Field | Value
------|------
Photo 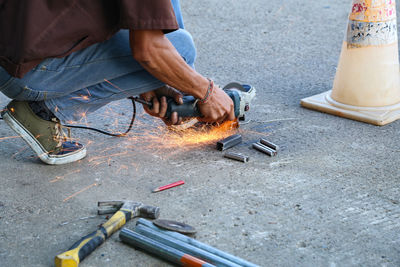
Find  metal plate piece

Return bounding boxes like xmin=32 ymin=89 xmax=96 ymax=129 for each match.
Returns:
xmin=224 ymin=151 xmax=249 ymax=163
xmin=217 ymin=134 xmax=242 ymax=151
xmin=260 ymin=138 xmax=279 ymax=151
xmin=98 ymin=201 xmax=124 ymax=215
xmin=153 ymin=219 xmax=197 ymax=234
xmin=253 ymin=142 xmax=277 ymax=157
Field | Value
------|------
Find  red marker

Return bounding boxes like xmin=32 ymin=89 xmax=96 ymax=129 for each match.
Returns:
xmin=152 ymin=180 xmax=185 ymax=193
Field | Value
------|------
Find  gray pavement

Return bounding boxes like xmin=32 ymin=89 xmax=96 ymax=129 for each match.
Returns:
xmin=0 ymin=0 xmax=399 ymax=266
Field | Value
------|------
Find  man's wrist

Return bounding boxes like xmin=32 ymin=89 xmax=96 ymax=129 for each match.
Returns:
xmin=189 ymin=77 xmax=208 ymax=99
xmin=198 ymin=78 xmax=214 ymax=104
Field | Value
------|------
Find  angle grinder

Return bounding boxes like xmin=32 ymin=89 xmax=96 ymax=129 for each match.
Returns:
xmin=135 ymin=82 xmax=256 ymax=121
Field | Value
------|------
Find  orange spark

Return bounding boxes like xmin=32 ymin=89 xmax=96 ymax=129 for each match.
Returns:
xmin=50 ymin=169 xmax=81 ymax=183
xmin=70 ymin=95 xmax=90 ymax=101
xmin=0 ymin=136 xmax=20 ymax=141
xmin=88 ymin=151 xmax=129 ymax=162
xmin=116 ymin=165 xmax=129 ymax=174
xmin=90 ymin=161 xmax=106 ymax=167
xmin=126 ymin=119 xmax=239 ymax=153
xmin=63 ymin=183 xmax=97 ymax=202
xmin=12 ymin=146 xmax=29 ymax=159
xmin=86 ymin=88 xmax=92 ymax=97
xmin=131 ymin=162 xmax=140 ymax=172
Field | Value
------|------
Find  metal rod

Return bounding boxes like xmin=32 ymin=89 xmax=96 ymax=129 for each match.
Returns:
xmin=252 ymin=142 xmax=277 ymax=157
xmin=260 ymin=138 xmax=279 ymax=151
xmin=120 ymin=228 xmax=216 ymax=267
xmin=133 ymin=224 xmax=242 ymax=267
xmin=216 ymin=134 xmax=242 ymax=151
xmin=136 ymin=219 xmax=259 ymax=267
xmin=224 ymin=152 xmax=249 ymax=163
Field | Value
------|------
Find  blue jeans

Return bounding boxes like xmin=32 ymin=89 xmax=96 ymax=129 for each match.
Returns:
xmin=171 ymin=0 xmax=185 ymax=29
xmin=0 ymin=0 xmax=195 ymax=123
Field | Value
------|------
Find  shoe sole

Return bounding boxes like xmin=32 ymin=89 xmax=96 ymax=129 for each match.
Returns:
xmin=1 ymin=110 xmax=87 ymax=165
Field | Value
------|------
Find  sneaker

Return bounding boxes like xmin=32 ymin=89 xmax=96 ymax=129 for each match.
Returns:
xmin=1 ymin=100 xmax=86 ymax=165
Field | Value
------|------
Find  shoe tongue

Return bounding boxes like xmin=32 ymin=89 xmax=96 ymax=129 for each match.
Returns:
xmin=29 ymin=101 xmax=57 ymax=121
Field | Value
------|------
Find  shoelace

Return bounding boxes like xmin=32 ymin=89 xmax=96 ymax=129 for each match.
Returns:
xmin=53 ymin=118 xmax=71 ymax=148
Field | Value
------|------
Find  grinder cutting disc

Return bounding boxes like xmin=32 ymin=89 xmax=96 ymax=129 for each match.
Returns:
xmin=153 ymin=219 xmax=197 ymax=235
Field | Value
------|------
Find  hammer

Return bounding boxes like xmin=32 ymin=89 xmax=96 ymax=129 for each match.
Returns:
xmin=55 ymin=201 xmax=160 ymax=267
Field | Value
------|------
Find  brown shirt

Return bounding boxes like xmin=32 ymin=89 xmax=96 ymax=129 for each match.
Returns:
xmin=0 ymin=0 xmax=178 ymax=78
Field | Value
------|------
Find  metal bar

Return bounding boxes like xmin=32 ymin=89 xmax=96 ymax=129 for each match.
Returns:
xmin=120 ymin=228 xmax=216 ymax=267
xmin=216 ymin=134 xmax=242 ymax=151
xmin=252 ymin=142 xmax=277 ymax=157
xmin=136 ymin=219 xmax=259 ymax=267
xmin=260 ymin=139 xmax=279 ymax=151
xmin=97 ymin=207 xmax=118 ymax=215
xmin=224 ymin=152 xmax=249 ymax=163
xmin=98 ymin=201 xmax=124 ymax=207
xmin=134 ymin=224 xmax=242 ymax=267
xmin=98 ymin=201 xmax=124 ymax=215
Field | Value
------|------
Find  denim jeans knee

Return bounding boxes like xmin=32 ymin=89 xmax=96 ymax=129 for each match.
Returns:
xmin=0 ymin=67 xmax=17 ymax=98
xmin=171 ymin=0 xmax=185 ymax=29
xmin=167 ymin=29 xmax=197 ymax=68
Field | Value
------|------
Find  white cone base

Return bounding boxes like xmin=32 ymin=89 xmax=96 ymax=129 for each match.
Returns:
xmin=301 ymin=90 xmax=400 ymax=126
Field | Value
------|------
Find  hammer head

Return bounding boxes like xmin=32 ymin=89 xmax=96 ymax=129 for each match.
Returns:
xmin=98 ymin=201 xmax=160 ymax=219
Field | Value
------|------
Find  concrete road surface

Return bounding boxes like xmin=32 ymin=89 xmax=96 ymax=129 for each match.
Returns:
xmin=0 ymin=0 xmax=399 ymax=266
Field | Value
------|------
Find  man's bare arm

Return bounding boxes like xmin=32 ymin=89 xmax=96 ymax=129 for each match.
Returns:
xmin=130 ymin=29 xmax=235 ymax=122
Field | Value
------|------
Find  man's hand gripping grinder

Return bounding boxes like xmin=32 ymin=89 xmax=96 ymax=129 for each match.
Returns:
xmin=136 ymin=82 xmax=256 ymax=121
xmin=167 ymin=82 xmax=256 ymax=120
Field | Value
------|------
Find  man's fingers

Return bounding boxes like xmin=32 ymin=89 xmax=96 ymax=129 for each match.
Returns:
xmin=141 ymin=100 xmax=154 ymax=115
xmin=170 ymin=112 xmax=179 ymax=125
xmin=228 ymin=106 xmax=235 ymax=121
xmin=159 ymin=96 xmax=168 ymax=118
xmin=218 ymin=113 xmax=229 ymax=124
xmin=161 ymin=112 xmax=180 ymax=126
xmin=156 ymin=86 xmax=183 ymax=105
xmin=164 ymin=89 xmax=182 ymax=104
xmin=177 ymin=117 xmax=183 ymax=125
xmin=198 ymin=115 xmax=218 ymax=123
xmin=151 ymin=97 xmax=160 ymax=114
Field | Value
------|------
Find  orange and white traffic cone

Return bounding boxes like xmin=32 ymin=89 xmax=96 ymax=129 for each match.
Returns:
xmin=301 ymin=0 xmax=400 ymax=126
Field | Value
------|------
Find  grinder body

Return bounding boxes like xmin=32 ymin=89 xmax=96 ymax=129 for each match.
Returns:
xmin=165 ymin=84 xmax=255 ymax=120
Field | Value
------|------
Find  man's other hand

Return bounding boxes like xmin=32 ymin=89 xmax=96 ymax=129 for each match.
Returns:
xmin=140 ymin=86 xmax=183 ymax=125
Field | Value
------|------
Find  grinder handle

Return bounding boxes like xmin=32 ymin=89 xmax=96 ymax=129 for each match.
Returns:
xmin=55 ymin=209 xmax=132 ymax=267
xmin=165 ymin=96 xmax=201 ymax=118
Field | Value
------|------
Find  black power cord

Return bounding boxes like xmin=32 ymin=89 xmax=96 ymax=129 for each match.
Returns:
xmin=64 ymin=96 xmax=136 ymax=137
xmin=0 ymin=97 xmax=137 ymax=137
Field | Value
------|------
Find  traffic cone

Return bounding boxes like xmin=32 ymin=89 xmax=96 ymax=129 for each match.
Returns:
xmin=301 ymin=0 xmax=400 ymax=126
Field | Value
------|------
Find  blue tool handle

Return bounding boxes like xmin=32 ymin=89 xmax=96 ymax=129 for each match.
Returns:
xmin=165 ymin=95 xmax=201 ymax=118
